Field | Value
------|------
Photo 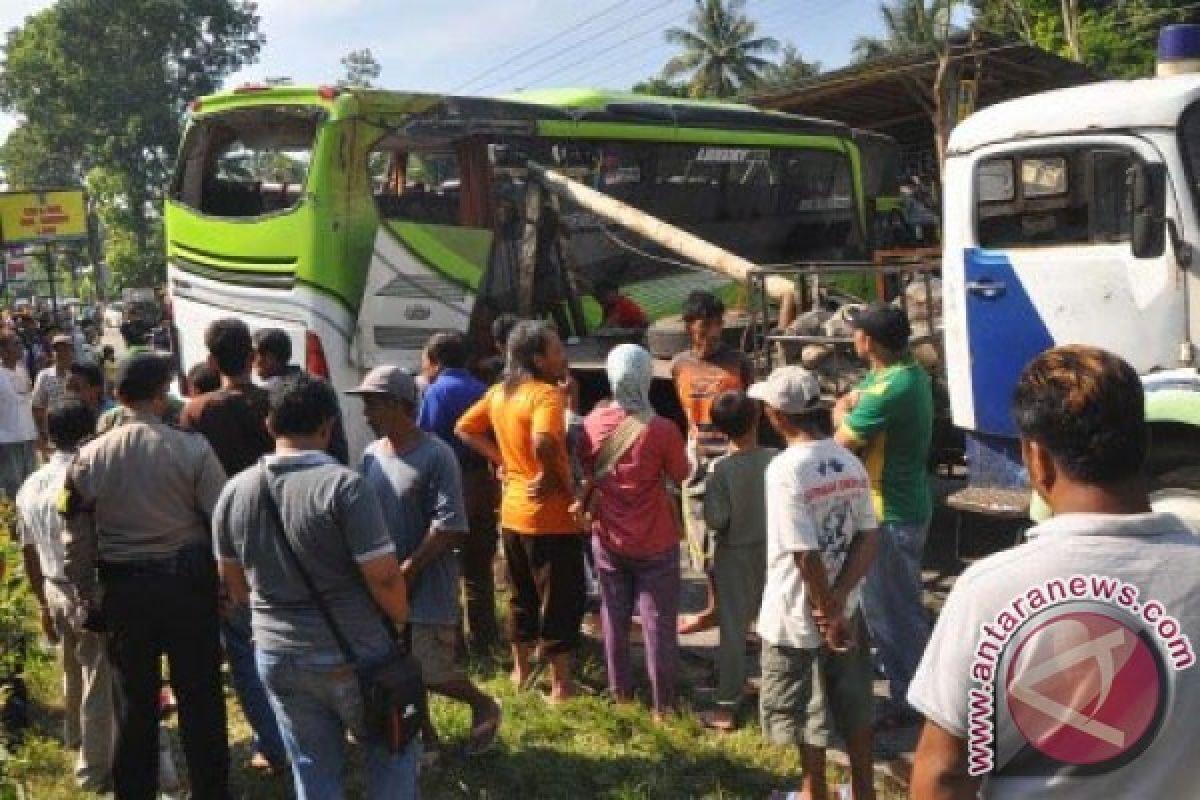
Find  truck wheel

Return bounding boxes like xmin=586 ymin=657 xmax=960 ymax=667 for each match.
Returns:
xmin=1149 ymin=466 xmax=1200 ymax=534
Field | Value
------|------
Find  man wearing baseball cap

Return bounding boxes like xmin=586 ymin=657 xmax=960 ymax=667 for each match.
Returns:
xmin=350 ymin=366 xmax=502 ymax=757
xmin=833 ymin=302 xmax=934 ymax=728
xmin=749 ymin=366 xmax=880 ymax=800
xmin=31 ymin=333 xmax=76 ymax=453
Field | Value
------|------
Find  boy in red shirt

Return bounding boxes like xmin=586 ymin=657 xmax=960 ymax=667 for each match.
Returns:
xmin=593 ymin=279 xmax=649 ymax=330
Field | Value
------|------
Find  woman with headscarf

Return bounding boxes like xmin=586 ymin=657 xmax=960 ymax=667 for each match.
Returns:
xmin=579 ymin=344 xmax=689 ymax=720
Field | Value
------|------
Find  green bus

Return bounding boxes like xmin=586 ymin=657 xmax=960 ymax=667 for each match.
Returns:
xmin=166 ymin=85 xmax=880 ymax=454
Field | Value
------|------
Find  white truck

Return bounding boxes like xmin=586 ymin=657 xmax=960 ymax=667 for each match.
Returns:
xmin=942 ymin=25 xmax=1200 ymax=529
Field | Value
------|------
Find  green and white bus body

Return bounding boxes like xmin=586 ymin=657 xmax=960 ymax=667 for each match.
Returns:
xmin=166 ymin=86 xmax=875 ymax=457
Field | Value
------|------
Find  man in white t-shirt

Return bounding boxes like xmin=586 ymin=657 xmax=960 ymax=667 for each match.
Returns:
xmin=0 ymin=332 xmax=39 ymax=498
xmin=31 ymin=333 xmax=75 ymax=452
xmin=909 ymin=346 xmax=1200 ymax=799
xmin=748 ymin=366 xmax=880 ymax=800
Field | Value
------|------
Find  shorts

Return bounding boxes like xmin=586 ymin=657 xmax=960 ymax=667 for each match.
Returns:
xmin=759 ymin=618 xmax=874 ymax=749
xmin=410 ymin=623 xmax=464 ymax=686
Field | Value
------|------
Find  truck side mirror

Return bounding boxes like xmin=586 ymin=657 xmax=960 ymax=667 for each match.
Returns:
xmin=1132 ymin=161 xmax=1166 ymax=259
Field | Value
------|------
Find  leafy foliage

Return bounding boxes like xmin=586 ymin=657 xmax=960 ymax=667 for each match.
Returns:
xmin=853 ymin=0 xmax=960 ymax=62
xmin=662 ymin=0 xmax=780 ymax=98
xmin=970 ymin=0 xmax=1194 ymax=78
xmin=754 ymin=43 xmax=822 ymax=93
xmin=339 ymin=48 xmax=382 ymax=89
xmin=0 ymin=0 xmax=264 ymax=291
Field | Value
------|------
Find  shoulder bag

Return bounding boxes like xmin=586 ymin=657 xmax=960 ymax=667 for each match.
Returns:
xmin=258 ymin=465 xmax=425 ymax=752
xmin=573 ymin=411 xmax=651 ymax=531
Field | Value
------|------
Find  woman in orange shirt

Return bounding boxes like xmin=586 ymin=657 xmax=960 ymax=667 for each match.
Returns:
xmin=456 ymin=320 xmax=584 ymax=703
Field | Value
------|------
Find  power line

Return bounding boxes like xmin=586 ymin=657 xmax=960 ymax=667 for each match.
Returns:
xmin=451 ymin=0 xmax=641 ymax=94
xmin=474 ymin=0 xmax=683 ymax=93
xmin=526 ymin=2 xmax=694 ymax=89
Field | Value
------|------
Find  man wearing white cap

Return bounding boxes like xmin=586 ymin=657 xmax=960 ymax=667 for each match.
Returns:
xmin=748 ymin=366 xmax=880 ymax=800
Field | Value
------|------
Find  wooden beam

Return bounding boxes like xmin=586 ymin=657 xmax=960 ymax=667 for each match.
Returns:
xmin=527 ymin=162 xmax=794 ymax=300
xmin=517 ymin=181 xmax=541 ymax=317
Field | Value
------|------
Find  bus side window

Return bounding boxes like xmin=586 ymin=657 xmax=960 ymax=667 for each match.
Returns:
xmin=371 ymin=148 xmax=463 ymax=226
xmin=976 ymin=149 xmax=1132 ymax=249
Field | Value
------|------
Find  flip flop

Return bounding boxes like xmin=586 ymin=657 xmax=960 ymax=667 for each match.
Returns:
xmin=466 ymin=702 xmax=503 ymax=756
xmin=677 ymin=613 xmax=717 ymax=635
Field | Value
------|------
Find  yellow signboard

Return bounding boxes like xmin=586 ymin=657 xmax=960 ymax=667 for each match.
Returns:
xmin=0 ymin=190 xmax=88 ymax=245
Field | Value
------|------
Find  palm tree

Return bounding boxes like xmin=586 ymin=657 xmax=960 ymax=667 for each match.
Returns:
xmin=852 ymin=0 xmax=954 ymax=62
xmin=662 ymin=0 xmax=779 ymax=98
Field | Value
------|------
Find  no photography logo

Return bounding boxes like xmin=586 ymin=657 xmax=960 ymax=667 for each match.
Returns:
xmin=1004 ymin=610 xmax=1165 ymax=770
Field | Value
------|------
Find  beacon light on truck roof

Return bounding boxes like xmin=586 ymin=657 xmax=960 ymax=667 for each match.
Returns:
xmin=1158 ymin=24 xmax=1200 ymax=77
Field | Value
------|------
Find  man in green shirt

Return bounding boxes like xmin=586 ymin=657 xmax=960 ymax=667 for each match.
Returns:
xmin=833 ymin=303 xmax=933 ymax=727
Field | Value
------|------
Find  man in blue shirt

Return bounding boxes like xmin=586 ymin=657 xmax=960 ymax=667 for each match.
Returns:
xmin=351 ymin=364 xmax=502 ymax=757
xmin=418 ymin=333 xmax=501 ymax=657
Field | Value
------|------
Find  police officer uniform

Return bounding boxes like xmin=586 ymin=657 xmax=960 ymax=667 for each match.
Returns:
xmin=61 ymin=353 xmax=230 ymax=800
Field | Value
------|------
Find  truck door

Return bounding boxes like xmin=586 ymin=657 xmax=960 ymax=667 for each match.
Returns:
xmin=949 ymin=139 xmax=1185 ymax=437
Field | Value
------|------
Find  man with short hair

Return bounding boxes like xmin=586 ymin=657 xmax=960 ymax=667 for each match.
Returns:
xmin=180 ymin=318 xmax=286 ymax=773
xmin=253 ymin=327 xmax=349 ymax=465
xmin=909 ymin=346 xmax=1200 ymax=798
xmin=32 ymin=333 xmax=75 ymax=452
xmin=214 ymin=374 xmax=418 ymax=797
xmin=670 ymin=289 xmax=755 ymax=635
xmin=61 ymin=352 xmax=231 ymax=799
xmin=353 ymin=364 xmax=502 ymax=755
xmin=0 ymin=332 xmax=38 ymax=499
xmin=67 ymin=362 xmax=115 ymax=417
xmin=418 ymin=332 xmax=500 ymax=657
xmin=833 ymin=302 xmax=933 ymax=726
xmin=17 ymin=398 xmax=114 ymax=791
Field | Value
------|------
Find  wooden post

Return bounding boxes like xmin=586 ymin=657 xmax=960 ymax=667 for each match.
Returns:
xmin=527 ymin=162 xmax=794 ymax=301
xmin=517 ymin=182 xmax=542 ymax=317
xmin=548 ymin=192 xmax=588 ymax=337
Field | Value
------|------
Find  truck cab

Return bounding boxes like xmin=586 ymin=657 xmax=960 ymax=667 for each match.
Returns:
xmin=943 ymin=44 xmax=1200 ymax=528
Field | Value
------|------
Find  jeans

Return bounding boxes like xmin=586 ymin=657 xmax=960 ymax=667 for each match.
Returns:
xmin=256 ymin=645 xmax=420 ymax=800
xmin=591 ymin=539 xmax=680 ymax=712
xmin=860 ymin=520 xmax=932 ymax=708
xmin=222 ymin=606 xmax=286 ymax=764
xmin=101 ymin=562 xmax=229 ymax=800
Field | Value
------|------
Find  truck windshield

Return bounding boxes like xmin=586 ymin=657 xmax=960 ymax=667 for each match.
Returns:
xmin=1182 ymin=104 xmax=1200 ymax=212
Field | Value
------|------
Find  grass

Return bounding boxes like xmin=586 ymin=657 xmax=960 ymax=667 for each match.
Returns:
xmin=0 ymin=507 xmax=904 ymax=799
xmin=6 ymin=642 xmax=910 ymax=799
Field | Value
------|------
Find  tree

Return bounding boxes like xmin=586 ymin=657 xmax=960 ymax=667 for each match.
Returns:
xmin=971 ymin=0 xmax=1193 ymax=77
xmin=755 ymin=43 xmax=822 ymax=93
xmin=0 ymin=0 xmax=264 ymax=290
xmin=853 ymin=0 xmax=957 ymax=61
xmin=339 ymin=48 xmax=382 ymax=88
xmin=852 ymin=0 xmax=962 ymax=172
xmin=630 ymin=76 xmax=691 ymax=97
xmin=662 ymin=0 xmax=779 ymax=98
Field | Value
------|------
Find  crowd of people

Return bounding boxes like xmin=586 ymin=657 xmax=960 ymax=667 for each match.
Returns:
xmin=3 ymin=285 xmax=1199 ymax=800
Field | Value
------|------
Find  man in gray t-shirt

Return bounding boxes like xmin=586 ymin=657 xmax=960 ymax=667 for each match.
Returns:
xmin=909 ymin=346 xmax=1200 ymax=799
xmin=213 ymin=375 xmax=417 ymax=797
xmin=349 ymin=365 xmax=502 ymax=756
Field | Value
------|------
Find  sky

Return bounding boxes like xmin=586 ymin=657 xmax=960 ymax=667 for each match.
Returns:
xmin=0 ymin=0 xmax=890 ymax=147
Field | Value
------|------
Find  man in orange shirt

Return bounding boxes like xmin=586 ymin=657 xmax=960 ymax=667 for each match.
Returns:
xmin=456 ymin=321 xmax=584 ymax=703
xmin=671 ymin=290 xmax=755 ymax=634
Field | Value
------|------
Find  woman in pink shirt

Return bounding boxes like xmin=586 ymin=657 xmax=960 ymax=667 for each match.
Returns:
xmin=580 ymin=344 xmax=689 ymax=719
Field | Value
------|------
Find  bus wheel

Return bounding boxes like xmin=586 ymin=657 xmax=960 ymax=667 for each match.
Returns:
xmin=1150 ymin=466 xmax=1200 ymax=534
